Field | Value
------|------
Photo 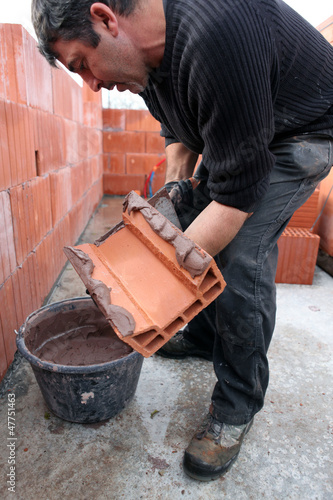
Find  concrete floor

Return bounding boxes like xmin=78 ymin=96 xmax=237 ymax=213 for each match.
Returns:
xmin=1 ymin=196 xmax=332 ymax=500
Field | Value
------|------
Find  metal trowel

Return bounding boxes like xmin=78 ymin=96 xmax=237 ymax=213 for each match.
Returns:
xmin=147 ymin=187 xmax=182 ymax=229
xmin=94 ymin=187 xmax=181 ymax=247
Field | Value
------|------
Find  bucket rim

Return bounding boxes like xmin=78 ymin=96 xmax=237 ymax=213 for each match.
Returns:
xmin=16 ymin=296 xmax=143 ymax=374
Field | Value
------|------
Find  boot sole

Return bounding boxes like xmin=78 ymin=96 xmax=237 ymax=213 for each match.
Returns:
xmin=183 ymin=418 xmax=254 ymax=481
xmin=183 ymin=452 xmax=239 ymax=481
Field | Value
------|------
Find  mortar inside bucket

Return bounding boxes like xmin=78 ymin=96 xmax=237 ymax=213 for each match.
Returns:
xmin=16 ymin=297 xmax=144 ymax=423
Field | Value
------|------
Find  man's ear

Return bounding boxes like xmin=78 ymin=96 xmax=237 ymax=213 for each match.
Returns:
xmin=90 ymin=2 xmax=119 ymax=36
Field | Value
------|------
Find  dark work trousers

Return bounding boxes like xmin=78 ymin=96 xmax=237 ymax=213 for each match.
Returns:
xmin=174 ymin=134 xmax=332 ymax=426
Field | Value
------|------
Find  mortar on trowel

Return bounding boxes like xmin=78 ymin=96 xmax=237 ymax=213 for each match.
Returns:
xmin=16 ymin=190 xmax=226 ymax=423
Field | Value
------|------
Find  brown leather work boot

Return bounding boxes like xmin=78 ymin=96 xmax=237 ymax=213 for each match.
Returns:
xmin=183 ymin=412 xmax=254 ymax=481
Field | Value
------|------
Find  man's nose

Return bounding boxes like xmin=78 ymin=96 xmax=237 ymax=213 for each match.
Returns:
xmin=83 ymin=74 xmax=103 ymax=92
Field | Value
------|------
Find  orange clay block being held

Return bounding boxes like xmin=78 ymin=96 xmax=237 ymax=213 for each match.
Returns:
xmin=64 ymin=191 xmax=226 ymax=357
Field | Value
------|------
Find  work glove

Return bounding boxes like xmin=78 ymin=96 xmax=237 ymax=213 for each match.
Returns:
xmin=165 ymin=178 xmax=198 ymax=207
xmin=164 ymin=177 xmax=200 ymax=230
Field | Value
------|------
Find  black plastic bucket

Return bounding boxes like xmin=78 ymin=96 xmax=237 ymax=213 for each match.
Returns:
xmin=16 ymin=297 xmax=144 ymax=423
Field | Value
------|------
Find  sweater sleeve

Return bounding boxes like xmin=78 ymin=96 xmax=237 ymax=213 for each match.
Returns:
xmin=183 ymin=3 xmax=278 ymax=212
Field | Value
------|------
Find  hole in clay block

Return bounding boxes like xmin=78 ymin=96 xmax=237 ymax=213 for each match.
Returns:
xmin=165 ymin=317 xmax=184 ymax=335
xmin=184 ymin=300 xmax=203 ymax=319
xmin=135 ymin=329 xmax=158 ymax=347
xmin=203 ymin=283 xmax=223 ymax=302
xmin=199 ymin=269 xmax=218 ymax=293
xmin=145 ymin=335 xmax=165 ymax=352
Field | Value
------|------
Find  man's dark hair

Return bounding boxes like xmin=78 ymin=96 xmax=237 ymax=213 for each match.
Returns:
xmin=31 ymin=0 xmax=137 ymax=66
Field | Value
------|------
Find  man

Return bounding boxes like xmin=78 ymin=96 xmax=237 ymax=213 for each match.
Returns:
xmin=32 ymin=0 xmax=333 ymax=481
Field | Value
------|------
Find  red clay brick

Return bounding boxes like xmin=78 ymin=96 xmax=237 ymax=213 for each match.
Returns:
xmin=146 ymin=132 xmax=165 ymax=153
xmin=0 ymin=26 xmax=6 ymax=100
xmin=50 ymin=167 xmax=72 ymax=225
xmin=64 ymin=119 xmax=79 ymax=165
xmin=11 ymin=269 xmax=24 ymax=328
xmin=82 ymin=81 xmax=102 ymax=104
xmin=103 ymin=131 xmax=145 ymax=154
xmin=126 ymin=153 xmax=164 ymax=175
xmin=26 ymin=251 xmax=40 ymax=313
xmin=11 ymin=25 xmax=27 ymax=105
xmin=314 ymin=169 xmax=333 ymax=256
xmin=22 ymin=105 xmax=36 ymax=180
xmin=23 ymin=27 xmax=53 ymax=112
xmin=103 ymin=153 xmax=126 ymax=174
xmin=0 ymin=278 xmax=19 ymax=365
xmin=0 ymin=320 xmax=8 ymax=383
xmin=84 ymin=101 xmax=103 ymax=128
xmin=0 ymin=191 xmax=16 ymax=283
xmin=11 ymin=102 xmax=25 ymax=184
xmin=9 ymin=184 xmax=27 ymax=265
xmin=0 ymin=100 xmax=11 ymax=189
xmin=5 ymin=101 xmax=19 ymax=187
xmin=1 ymin=24 xmax=18 ymax=103
xmin=276 ymin=228 xmax=320 ymax=284
xmin=103 ymin=109 xmax=126 ymax=131
xmin=126 ymin=109 xmax=161 ymax=132
xmin=52 ymin=66 xmax=83 ymax=122
xmin=34 ymin=176 xmax=52 ymax=242
xmin=103 ymin=173 xmax=146 ymax=195
xmin=22 ymin=182 xmax=34 ymax=258
xmin=35 ymin=240 xmax=48 ymax=303
xmin=91 ymin=155 xmax=103 ymax=181
xmin=65 ymin=193 xmax=226 ymax=357
xmin=16 ymin=257 xmax=34 ymax=321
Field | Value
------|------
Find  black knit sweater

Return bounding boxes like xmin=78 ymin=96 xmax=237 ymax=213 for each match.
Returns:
xmin=140 ymin=0 xmax=333 ymax=211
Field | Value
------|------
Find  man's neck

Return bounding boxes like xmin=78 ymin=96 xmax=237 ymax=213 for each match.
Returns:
xmin=118 ymin=0 xmax=166 ymax=69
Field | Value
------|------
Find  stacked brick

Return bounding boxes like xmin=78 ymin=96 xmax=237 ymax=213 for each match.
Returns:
xmin=103 ymin=109 xmax=166 ymax=195
xmin=275 ymin=190 xmax=320 ymax=284
xmin=0 ymin=24 xmax=103 ymax=381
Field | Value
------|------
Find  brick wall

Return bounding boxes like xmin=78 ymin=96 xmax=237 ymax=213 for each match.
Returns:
xmin=103 ymin=109 xmax=166 ymax=196
xmin=0 ymin=24 xmax=103 ymax=381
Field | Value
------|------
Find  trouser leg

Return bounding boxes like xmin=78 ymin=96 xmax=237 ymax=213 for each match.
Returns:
xmin=178 ymin=136 xmax=332 ymax=425
xmin=211 ymin=136 xmax=332 ymax=425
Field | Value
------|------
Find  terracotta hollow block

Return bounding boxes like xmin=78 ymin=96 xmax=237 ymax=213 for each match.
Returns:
xmin=0 ymin=321 xmax=8 ymax=383
xmin=276 ymin=227 xmax=320 ymax=285
xmin=11 ymin=268 xmax=24 ymax=328
xmin=103 ymin=173 xmax=146 ymax=195
xmin=103 ymin=109 xmax=126 ymax=131
xmin=126 ymin=153 xmax=164 ymax=175
xmin=0 ymin=190 xmax=16 ymax=282
xmin=2 ymin=24 xmax=18 ymax=103
xmin=145 ymin=132 xmax=165 ymax=154
xmin=0 ymin=277 xmax=19 ymax=365
xmin=0 ymin=26 xmax=6 ymax=100
xmin=103 ymin=131 xmax=145 ymax=154
xmin=125 ymin=110 xmax=161 ymax=132
xmin=0 ymin=100 xmax=11 ymax=189
xmin=11 ymin=24 xmax=27 ymax=105
xmin=5 ymin=101 xmax=18 ymax=187
xmin=64 ymin=191 xmax=226 ymax=357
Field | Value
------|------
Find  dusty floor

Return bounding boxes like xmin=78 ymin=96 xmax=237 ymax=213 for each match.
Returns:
xmin=1 ymin=196 xmax=332 ymax=500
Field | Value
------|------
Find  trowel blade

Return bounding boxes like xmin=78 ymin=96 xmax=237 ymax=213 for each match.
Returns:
xmin=148 ymin=187 xmax=182 ymax=229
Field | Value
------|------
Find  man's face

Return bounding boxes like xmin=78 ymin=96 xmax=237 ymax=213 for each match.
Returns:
xmin=53 ymin=21 xmax=150 ymax=94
